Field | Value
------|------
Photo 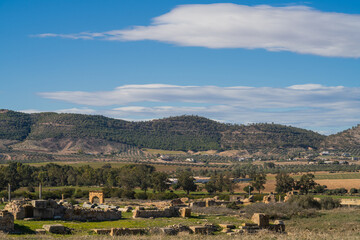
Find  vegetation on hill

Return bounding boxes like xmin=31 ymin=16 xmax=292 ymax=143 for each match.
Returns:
xmin=323 ymin=124 xmax=360 ymax=150
xmin=0 ymin=109 xmax=336 ymax=152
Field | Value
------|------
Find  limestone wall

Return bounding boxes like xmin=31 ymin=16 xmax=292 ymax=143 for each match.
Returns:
xmin=133 ymin=206 xmax=180 ymax=218
xmin=63 ymin=207 xmax=121 ymax=221
xmin=0 ymin=210 xmax=14 ymax=232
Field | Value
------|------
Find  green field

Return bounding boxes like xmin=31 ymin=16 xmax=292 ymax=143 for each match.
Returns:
xmin=13 ymin=212 xmax=244 ymax=235
xmin=2 ymin=208 xmax=358 ymax=239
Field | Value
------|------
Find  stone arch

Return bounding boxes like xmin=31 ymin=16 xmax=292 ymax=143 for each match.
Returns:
xmin=89 ymin=191 xmax=104 ymax=204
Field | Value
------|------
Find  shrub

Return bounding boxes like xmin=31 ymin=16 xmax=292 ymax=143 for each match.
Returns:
xmin=150 ymin=192 xmax=179 ymax=200
xmin=350 ymin=188 xmax=358 ymax=194
xmin=62 ymin=188 xmax=76 ymax=198
xmin=110 ymin=188 xmax=123 ymax=198
xmin=287 ymin=195 xmax=321 ymax=209
xmin=121 ymin=189 xmax=135 ymax=199
xmin=134 ymin=192 xmax=148 ymax=200
xmin=218 ymin=194 xmax=230 ymax=201
xmin=226 ymin=202 xmax=240 ymax=210
xmin=320 ymin=197 xmax=341 ymax=210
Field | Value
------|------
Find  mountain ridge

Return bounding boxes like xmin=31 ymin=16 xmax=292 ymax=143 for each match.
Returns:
xmin=0 ymin=109 xmax=357 ymax=153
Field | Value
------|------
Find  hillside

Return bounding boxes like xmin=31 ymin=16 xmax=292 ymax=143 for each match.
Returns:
xmin=323 ymin=124 xmax=360 ymax=150
xmin=0 ymin=109 xmax=327 ymax=153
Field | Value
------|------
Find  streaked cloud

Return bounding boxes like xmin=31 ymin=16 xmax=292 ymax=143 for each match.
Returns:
xmin=37 ymin=84 xmax=360 ymax=134
xmin=35 ymin=4 xmax=360 ymax=57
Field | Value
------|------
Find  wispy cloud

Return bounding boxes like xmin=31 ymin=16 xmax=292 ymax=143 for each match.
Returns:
xmin=34 ymin=4 xmax=360 ymax=57
xmin=37 ymin=84 xmax=360 ymax=134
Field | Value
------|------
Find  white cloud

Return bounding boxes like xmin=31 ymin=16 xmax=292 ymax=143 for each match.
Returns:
xmin=35 ymin=4 xmax=360 ymax=57
xmin=37 ymin=84 xmax=360 ymax=134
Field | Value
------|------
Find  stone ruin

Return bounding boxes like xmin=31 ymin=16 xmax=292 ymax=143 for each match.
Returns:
xmin=263 ymin=193 xmax=277 ymax=204
xmin=225 ymin=213 xmax=285 ymax=235
xmin=284 ymin=191 xmax=298 ymax=202
xmin=89 ymin=191 xmax=104 ymax=204
xmin=0 ymin=210 xmax=14 ymax=232
xmin=132 ymin=206 xmax=191 ymax=218
xmin=4 ymin=199 xmax=121 ymax=222
xmin=92 ymin=224 xmax=216 ymax=236
xmin=190 ymin=196 xmax=238 ymax=208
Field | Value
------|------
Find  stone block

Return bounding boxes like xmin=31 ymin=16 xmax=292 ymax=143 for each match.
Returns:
xmin=189 ymin=225 xmax=214 ymax=235
xmin=92 ymin=229 xmax=111 ymax=235
xmin=180 ymin=207 xmax=191 ymax=218
xmin=43 ymin=224 xmax=65 ymax=234
xmin=0 ymin=210 xmax=14 ymax=232
xmin=219 ymin=224 xmax=236 ymax=229
xmin=32 ymin=200 xmax=48 ymax=209
xmin=160 ymin=227 xmax=177 ymax=235
xmin=34 ymin=208 xmax=54 ymax=219
xmin=251 ymin=213 xmax=269 ymax=227
xmin=35 ymin=229 xmax=46 ymax=234
xmin=110 ymin=227 xmax=147 ymax=236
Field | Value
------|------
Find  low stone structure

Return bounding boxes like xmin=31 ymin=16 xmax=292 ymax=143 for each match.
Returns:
xmin=63 ymin=206 xmax=121 ymax=221
xmin=0 ymin=210 xmax=14 ymax=232
xmin=92 ymin=229 xmax=112 ymax=235
xmin=133 ymin=206 xmax=189 ymax=219
xmin=190 ymin=197 xmax=237 ymax=208
xmin=43 ymin=224 xmax=66 ymax=234
xmin=263 ymin=194 xmax=276 ymax=204
xmin=284 ymin=191 xmax=298 ymax=202
xmin=110 ymin=227 xmax=148 ymax=236
xmin=251 ymin=213 xmax=269 ymax=227
xmin=5 ymin=199 xmax=121 ymax=222
xmin=180 ymin=207 xmax=191 ymax=218
xmin=189 ymin=224 xmax=216 ymax=235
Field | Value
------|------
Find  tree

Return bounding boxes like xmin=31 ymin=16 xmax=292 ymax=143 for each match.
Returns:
xmin=205 ymin=180 xmax=217 ymax=194
xmin=297 ymin=173 xmax=317 ymax=194
xmin=251 ymin=172 xmax=266 ymax=193
xmin=151 ymin=172 xmax=170 ymax=193
xmin=243 ymin=185 xmax=254 ymax=195
xmin=177 ymin=171 xmax=197 ymax=195
xmin=275 ymin=172 xmax=295 ymax=193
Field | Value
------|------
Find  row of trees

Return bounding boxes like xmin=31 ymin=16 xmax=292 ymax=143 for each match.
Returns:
xmin=0 ymin=163 xmax=173 ymax=194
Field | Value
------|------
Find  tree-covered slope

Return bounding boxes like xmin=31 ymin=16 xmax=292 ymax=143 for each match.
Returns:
xmin=0 ymin=110 xmax=32 ymax=140
xmin=0 ymin=110 xmax=327 ymax=151
xmin=322 ymin=124 xmax=360 ymax=149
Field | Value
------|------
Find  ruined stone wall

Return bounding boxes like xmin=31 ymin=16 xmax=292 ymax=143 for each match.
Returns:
xmin=0 ymin=210 xmax=14 ymax=232
xmin=133 ymin=206 xmax=180 ymax=218
xmin=4 ymin=200 xmax=121 ymax=222
xmin=4 ymin=200 xmax=26 ymax=220
xmin=63 ymin=207 xmax=121 ymax=221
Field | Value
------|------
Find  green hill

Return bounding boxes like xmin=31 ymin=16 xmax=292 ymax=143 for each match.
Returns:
xmin=0 ymin=109 xmax=326 ymax=152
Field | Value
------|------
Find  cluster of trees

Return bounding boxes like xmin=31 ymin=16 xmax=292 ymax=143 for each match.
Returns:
xmin=275 ymin=172 xmax=317 ymax=194
xmin=0 ymin=163 xmax=172 ymax=194
xmin=204 ymin=173 xmax=234 ymax=194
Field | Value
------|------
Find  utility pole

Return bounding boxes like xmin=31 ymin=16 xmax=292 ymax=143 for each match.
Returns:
xmin=39 ymin=183 xmax=42 ymax=199
xmin=8 ymin=183 xmax=11 ymax=202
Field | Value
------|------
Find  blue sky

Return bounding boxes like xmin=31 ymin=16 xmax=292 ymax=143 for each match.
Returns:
xmin=1 ymin=0 xmax=360 ymax=134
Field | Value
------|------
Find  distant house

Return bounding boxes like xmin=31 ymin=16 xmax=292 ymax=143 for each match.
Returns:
xmin=159 ymin=155 xmax=172 ymax=161
xmin=320 ymin=151 xmax=330 ymax=156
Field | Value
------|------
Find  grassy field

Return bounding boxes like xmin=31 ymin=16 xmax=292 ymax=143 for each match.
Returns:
xmin=1 ymin=207 xmax=359 ymax=239
xmin=13 ymin=212 xmax=245 ymax=235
